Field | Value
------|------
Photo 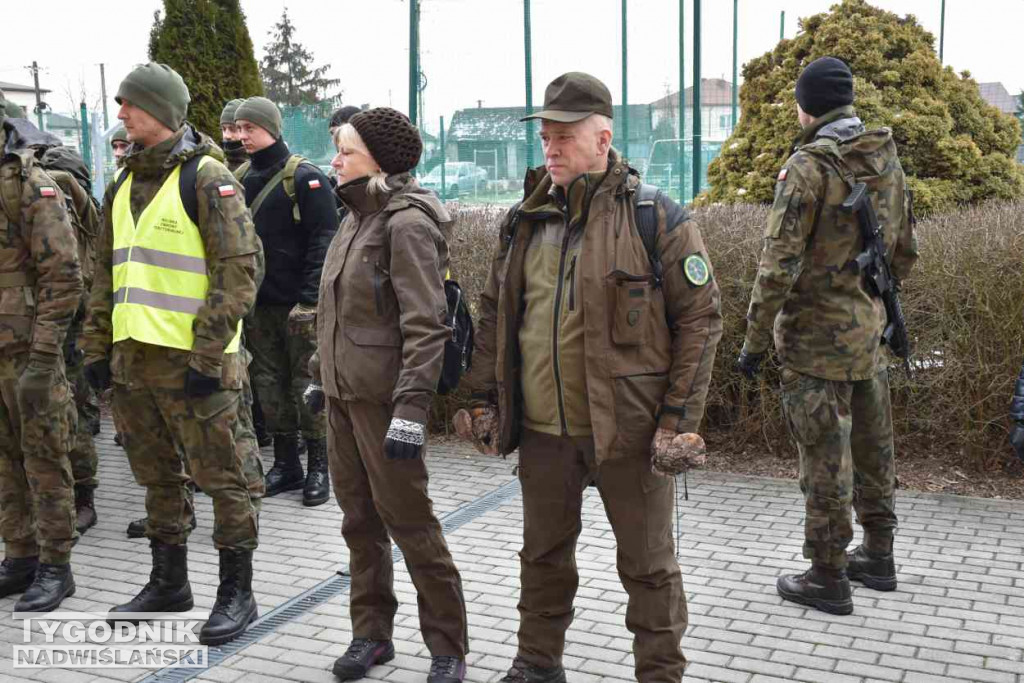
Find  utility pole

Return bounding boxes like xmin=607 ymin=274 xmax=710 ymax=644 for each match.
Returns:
xmin=780 ymin=10 xmax=785 ymax=41
xmin=692 ymin=0 xmax=702 ymax=200
xmin=524 ymin=0 xmax=535 ymax=169
xmin=621 ymin=0 xmax=629 ymax=160
xmin=939 ymin=0 xmax=946 ymax=63
xmin=28 ymin=61 xmax=44 ymax=130
xmin=408 ymin=0 xmax=419 ymax=127
xmin=732 ymin=0 xmax=738 ymax=130
xmin=99 ymin=63 xmax=109 ymax=130
xmin=440 ymin=115 xmax=446 ymax=199
xmin=678 ymin=0 xmax=685 ymax=200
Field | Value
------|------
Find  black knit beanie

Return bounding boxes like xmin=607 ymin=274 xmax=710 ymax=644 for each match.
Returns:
xmin=349 ymin=107 xmax=422 ymax=174
xmin=795 ymin=57 xmax=854 ymax=118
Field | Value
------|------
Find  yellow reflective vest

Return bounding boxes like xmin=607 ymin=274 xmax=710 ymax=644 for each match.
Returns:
xmin=110 ymin=157 xmax=241 ymax=354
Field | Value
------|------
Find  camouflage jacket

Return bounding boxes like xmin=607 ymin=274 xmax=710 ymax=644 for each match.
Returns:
xmin=742 ymin=106 xmax=919 ymax=381
xmin=82 ymin=125 xmax=261 ymax=387
xmin=0 ymin=120 xmax=83 ymax=363
xmin=463 ymin=151 xmax=723 ymax=463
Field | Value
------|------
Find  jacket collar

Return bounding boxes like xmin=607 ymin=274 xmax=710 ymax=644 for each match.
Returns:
xmin=250 ymin=137 xmax=289 ymax=171
xmin=336 ymin=172 xmax=414 ymax=217
xmin=796 ymin=105 xmax=858 ymax=147
xmin=519 ymin=148 xmax=628 ymax=226
xmin=122 ymin=124 xmax=222 ymax=178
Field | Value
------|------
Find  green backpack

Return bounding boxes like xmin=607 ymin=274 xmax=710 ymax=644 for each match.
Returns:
xmin=233 ymin=154 xmax=315 ymax=223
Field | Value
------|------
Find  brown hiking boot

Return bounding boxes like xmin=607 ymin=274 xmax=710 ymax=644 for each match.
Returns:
xmin=777 ymin=565 xmax=853 ymax=615
xmin=499 ymin=658 xmax=567 ymax=683
xmin=846 ymin=544 xmax=897 ymax=591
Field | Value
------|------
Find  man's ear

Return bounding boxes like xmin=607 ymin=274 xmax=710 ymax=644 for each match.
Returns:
xmin=597 ymin=128 xmax=613 ymax=156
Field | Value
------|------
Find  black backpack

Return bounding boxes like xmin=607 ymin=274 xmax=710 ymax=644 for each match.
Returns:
xmin=437 ymin=278 xmax=473 ymax=395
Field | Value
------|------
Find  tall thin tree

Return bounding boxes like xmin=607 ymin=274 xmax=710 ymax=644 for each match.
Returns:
xmin=260 ymin=8 xmax=340 ymax=107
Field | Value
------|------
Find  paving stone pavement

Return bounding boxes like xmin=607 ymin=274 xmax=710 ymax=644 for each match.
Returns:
xmin=0 ymin=418 xmax=1022 ymax=683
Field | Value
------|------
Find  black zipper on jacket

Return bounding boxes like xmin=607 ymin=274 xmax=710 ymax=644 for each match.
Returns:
xmin=550 ymin=174 xmax=586 ymax=437
xmin=567 ymin=255 xmax=577 ymax=312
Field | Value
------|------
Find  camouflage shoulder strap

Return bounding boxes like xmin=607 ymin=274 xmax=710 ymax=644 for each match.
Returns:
xmin=803 ymin=137 xmax=857 ymax=191
xmin=0 ymin=159 xmax=22 ymax=225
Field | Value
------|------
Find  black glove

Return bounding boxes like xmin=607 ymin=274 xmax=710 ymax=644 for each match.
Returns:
xmin=184 ymin=367 xmax=220 ymax=398
xmin=384 ymin=418 xmax=425 ymax=460
xmin=735 ymin=349 xmax=765 ymax=379
xmin=84 ymin=360 xmax=112 ymax=391
xmin=303 ymin=382 xmax=325 ymax=414
xmin=1010 ymin=422 xmax=1024 ymax=463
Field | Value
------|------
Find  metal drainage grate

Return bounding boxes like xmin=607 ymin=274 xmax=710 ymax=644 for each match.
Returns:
xmin=141 ymin=477 xmax=521 ymax=682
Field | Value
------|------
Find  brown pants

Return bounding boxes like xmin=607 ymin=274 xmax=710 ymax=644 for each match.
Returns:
xmin=517 ymin=429 xmax=687 ymax=682
xmin=327 ymin=398 xmax=467 ymax=656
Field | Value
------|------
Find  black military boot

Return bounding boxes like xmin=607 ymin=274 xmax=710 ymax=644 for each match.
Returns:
xmin=332 ymin=639 xmax=395 ymax=681
xmin=108 ymin=541 xmax=193 ymax=623
xmin=199 ymin=549 xmax=257 ymax=645
xmin=428 ymin=656 xmax=466 ymax=683
xmin=499 ymin=657 xmax=567 ymax=683
xmin=264 ymin=432 xmax=304 ymax=496
xmin=0 ymin=557 xmax=38 ymax=598
xmin=74 ymin=485 xmax=98 ymax=534
xmin=14 ymin=564 xmax=75 ymax=612
xmin=847 ymin=544 xmax=897 ymax=591
xmin=126 ymin=510 xmax=197 ymax=539
xmin=302 ymin=438 xmax=329 ymax=507
xmin=776 ymin=564 xmax=853 ymax=615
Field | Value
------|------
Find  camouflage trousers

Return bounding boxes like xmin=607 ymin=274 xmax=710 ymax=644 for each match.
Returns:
xmin=246 ymin=304 xmax=324 ymax=439
xmin=516 ymin=429 xmax=687 ymax=681
xmin=238 ymin=347 xmax=266 ymax=510
xmin=781 ymin=368 xmax=897 ymax=569
xmin=68 ymin=356 xmax=100 ymax=488
xmin=112 ymin=379 xmax=259 ymax=551
xmin=0 ymin=354 xmax=77 ymax=565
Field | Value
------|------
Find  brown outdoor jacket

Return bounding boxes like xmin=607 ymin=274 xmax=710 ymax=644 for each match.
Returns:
xmin=464 ymin=151 xmax=723 ymax=464
xmin=314 ymin=174 xmax=451 ymax=425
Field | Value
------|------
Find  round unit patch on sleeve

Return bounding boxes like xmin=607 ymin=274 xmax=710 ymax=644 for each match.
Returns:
xmin=682 ymin=254 xmax=710 ymax=287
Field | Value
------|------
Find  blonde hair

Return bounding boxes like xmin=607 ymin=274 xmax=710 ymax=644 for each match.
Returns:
xmin=333 ymin=123 xmax=391 ymax=195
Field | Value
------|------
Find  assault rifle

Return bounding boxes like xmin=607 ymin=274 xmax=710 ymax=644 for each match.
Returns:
xmin=842 ymin=182 xmax=912 ymax=374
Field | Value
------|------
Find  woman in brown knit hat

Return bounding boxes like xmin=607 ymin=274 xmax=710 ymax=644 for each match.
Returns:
xmin=304 ymin=107 xmax=468 ymax=683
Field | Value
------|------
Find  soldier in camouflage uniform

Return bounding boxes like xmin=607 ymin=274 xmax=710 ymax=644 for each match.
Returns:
xmin=737 ymin=58 xmax=919 ymax=615
xmin=81 ymin=63 xmax=262 ymax=645
xmin=0 ymin=90 xmax=83 ymax=613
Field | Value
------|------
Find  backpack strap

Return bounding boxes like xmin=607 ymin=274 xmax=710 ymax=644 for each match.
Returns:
xmin=282 ymin=155 xmax=311 ymax=223
xmin=110 ymin=166 xmax=130 ymax=202
xmin=232 ymin=160 xmax=251 ymax=183
xmin=178 ymin=155 xmax=204 ymax=227
xmin=633 ymin=183 xmax=664 ymax=287
xmin=0 ymin=160 xmax=22 ymax=225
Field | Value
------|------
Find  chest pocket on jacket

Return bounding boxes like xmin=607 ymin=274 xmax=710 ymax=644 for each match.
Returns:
xmin=609 ymin=272 xmax=650 ymax=346
xmin=346 ymin=239 xmax=392 ymax=321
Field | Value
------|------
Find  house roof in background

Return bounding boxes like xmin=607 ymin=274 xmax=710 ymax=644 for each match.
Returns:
xmin=650 ymin=78 xmax=735 ymax=109
xmin=978 ymin=82 xmax=1020 ymax=115
xmin=0 ymin=80 xmax=50 ymax=94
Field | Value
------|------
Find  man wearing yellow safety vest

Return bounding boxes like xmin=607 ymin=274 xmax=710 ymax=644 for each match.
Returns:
xmin=81 ymin=63 xmax=263 ymax=646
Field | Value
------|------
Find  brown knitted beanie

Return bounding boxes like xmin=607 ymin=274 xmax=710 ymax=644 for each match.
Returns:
xmin=349 ymin=107 xmax=423 ymax=174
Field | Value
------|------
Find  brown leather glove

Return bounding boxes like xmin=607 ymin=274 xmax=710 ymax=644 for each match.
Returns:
xmin=651 ymin=429 xmax=707 ymax=477
xmin=453 ymin=406 xmax=500 ymax=456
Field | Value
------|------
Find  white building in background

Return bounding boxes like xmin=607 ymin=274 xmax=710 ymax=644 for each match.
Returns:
xmin=650 ymin=78 xmax=737 ymax=144
xmin=978 ymin=82 xmax=1024 ymax=163
xmin=0 ymin=80 xmax=51 ymax=119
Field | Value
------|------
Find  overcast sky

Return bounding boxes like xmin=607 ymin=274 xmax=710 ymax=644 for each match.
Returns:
xmin=3 ymin=0 xmax=1021 ymax=138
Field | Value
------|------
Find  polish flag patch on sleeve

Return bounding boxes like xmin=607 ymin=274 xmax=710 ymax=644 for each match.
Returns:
xmin=777 ymin=168 xmax=788 ymax=182
xmin=308 ymin=179 xmax=322 ymax=189
xmin=39 ymin=186 xmax=57 ymax=198
xmin=218 ymin=185 xmax=236 ymax=197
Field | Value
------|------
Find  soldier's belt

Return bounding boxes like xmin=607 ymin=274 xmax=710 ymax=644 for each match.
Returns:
xmin=0 ymin=271 xmax=34 ymax=288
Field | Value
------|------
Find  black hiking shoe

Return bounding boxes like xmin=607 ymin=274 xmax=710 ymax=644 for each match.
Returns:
xmin=74 ymin=485 xmax=98 ymax=534
xmin=265 ymin=432 xmax=304 ymax=496
xmin=303 ymin=438 xmax=330 ymax=506
xmin=499 ymin=657 xmax=567 ymax=683
xmin=332 ymin=639 xmax=395 ymax=680
xmin=846 ymin=544 xmax=897 ymax=591
xmin=777 ymin=565 xmax=853 ymax=615
xmin=428 ymin=656 xmax=466 ymax=682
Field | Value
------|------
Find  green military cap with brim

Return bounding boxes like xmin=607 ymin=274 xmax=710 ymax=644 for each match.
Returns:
xmin=521 ymin=71 xmax=614 ymax=123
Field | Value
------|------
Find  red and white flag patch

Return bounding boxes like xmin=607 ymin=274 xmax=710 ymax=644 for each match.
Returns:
xmin=39 ymin=186 xmax=57 ymax=198
xmin=218 ymin=185 xmax=236 ymax=197
xmin=308 ymin=179 xmax=322 ymax=190
xmin=777 ymin=168 xmax=788 ymax=182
